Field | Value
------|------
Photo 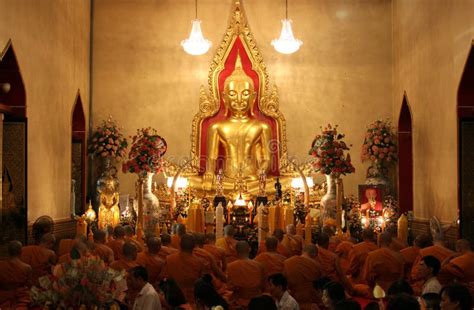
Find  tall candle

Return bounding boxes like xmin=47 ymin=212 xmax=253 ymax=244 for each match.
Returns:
xmin=305 ymin=211 xmax=312 ymax=244
xmin=248 ymin=201 xmax=254 ymax=224
xmin=268 ymin=203 xmax=276 ymax=236
xmin=285 ymin=203 xmax=294 ymax=227
xmin=216 ymin=203 xmax=224 ymax=238
xmin=195 ymin=203 xmax=204 ymax=233
xmin=226 ymin=201 xmax=233 ymax=224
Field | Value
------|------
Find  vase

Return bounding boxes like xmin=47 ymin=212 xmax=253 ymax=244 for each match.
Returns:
xmin=365 ymin=160 xmax=389 ymax=187
xmin=320 ymin=174 xmax=337 ymax=222
xmin=140 ymin=173 xmax=160 ymax=235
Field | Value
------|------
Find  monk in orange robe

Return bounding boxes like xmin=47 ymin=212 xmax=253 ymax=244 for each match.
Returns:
xmin=335 ymin=238 xmax=355 ymax=275
xmin=109 ymin=242 xmax=139 ymax=272
xmin=57 ymin=238 xmax=75 ymax=257
xmin=362 ymin=232 xmax=404 ymax=295
xmin=106 ymin=225 xmax=126 ymax=260
xmin=158 ymin=233 xmax=179 ymax=260
xmin=203 ymin=232 xmax=227 ymax=271
xmin=400 ymin=234 xmax=432 ymax=280
xmin=170 ymin=223 xmax=186 ymax=249
xmin=92 ymin=229 xmax=115 ymax=265
xmin=387 ymin=225 xmax=407 ymax=251
xmin=161 ymin=233 xmax=206 ymax=304
xmin=254 ymin=236 xmax=286 ymax=278
xmin=136 ymin=236 xmax=165 ymax=285
xmin=283 ymin=244 xmax=323 ymax=310
xmin=438 ymin=239 xmax=474 ymax=285
xmin=227 ymin=241 xmax=266 ymax=308
xmin=20 ymin=233 xmax=57 ymax=284
xmin=347 ymin=228 xmax=378 ymax=283
xmin=282 ymin=224 xmax=303 ymax=257
xmin=0 ymin=241 xmax=32 ymax=309
xmin=193 ymin=233 xmax=227 ymax=282
xmin=257 ymin=228 xmax=290 ymax=258
xmin=57 ymin=235 xmax=89 ymax=264
xmin=124 ymin=225 xmax=144 ymax=252
xmin=216 ymin=225 xmax=239 ymax=264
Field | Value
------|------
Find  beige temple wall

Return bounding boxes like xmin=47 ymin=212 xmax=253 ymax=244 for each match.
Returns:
xmin=92 ymin=0 xmax=393 ymax=198
xmin=392 ymin=0 xmax=474 ymax=223
xmin=0 ymin=0 xmax=91 ymax=222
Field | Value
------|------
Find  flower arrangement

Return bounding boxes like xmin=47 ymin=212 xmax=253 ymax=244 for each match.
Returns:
xmin=122 ymin=127 xmax=167 ymax=176
xmin=309 ymin=124 xmax=355 ymax=177
xmin=88 ymin=116 xmax=128 ymax=160
xmin=30 ymin=257 xmax=126 ymax=308
xmin=361 ymin=119 xmax=397 ymax=165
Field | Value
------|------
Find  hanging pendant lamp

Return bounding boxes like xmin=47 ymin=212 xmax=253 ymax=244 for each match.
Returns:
xmin=181 ymin=0 xmax=212 ymax=56
xmin=271 ymin=0 xmax=303 ymax=54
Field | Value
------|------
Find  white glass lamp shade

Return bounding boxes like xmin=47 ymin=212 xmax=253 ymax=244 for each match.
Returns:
xmin=234 ymin=194 xmax=247 ymax=207
xmin=167 ymin=176 xmax=189 ymax=190
xmin=271 ymin=19 xmax=303 ymax=54
xmin=181 ymin=19 xmax=212 ymax=56
xmin=291 ymin=177 xmax=314 ymax=191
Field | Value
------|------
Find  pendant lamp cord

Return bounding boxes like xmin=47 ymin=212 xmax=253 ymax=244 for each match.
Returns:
xmin=286 ymin=0 xmax=288 ymax=19
xmin=195 ymin=0 xmax=198 ymax=19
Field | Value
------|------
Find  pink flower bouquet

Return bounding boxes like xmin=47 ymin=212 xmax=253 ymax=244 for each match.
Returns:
xmin=361 ymin=119 xmax=397 ymax=165
xmin=88 ymin=116 xmax=128 ymax=161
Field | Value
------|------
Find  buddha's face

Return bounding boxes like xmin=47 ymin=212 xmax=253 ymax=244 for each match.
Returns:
xmin=223 ymin=78 xmax=255 ymax=116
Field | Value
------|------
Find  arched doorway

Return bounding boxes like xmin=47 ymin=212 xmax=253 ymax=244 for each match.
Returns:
xmin=0 ymin=40 xmax=27 ymax=247
xmin=398 ymin=93 xmax=413 ymax=215
xmin=71 ymin=92 xmax=86 ymax=215
xmin=458 ymin=43 xmax=474 ymax=241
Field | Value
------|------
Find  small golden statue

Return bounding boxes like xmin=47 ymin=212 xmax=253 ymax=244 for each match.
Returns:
xmin=98 ymin=175 xmax=120 ymax=229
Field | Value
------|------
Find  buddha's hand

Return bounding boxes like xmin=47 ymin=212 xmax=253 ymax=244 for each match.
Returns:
xmin=202 ymin=172 xmax=215 ymax=191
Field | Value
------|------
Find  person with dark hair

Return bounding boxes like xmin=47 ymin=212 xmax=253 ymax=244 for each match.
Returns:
xmin=136 ymin=236 xmax=165 ymax=285
xmin=440 ymin=283 xmax=472 ymax=310
xmin=159 ymin=278 xmax=191 ymax=309
xmin=158 ymin=233 xmax=178 ymax=260
xmin=193 ymin=233 xmax=226 ymax=282
xmin=322 ymin=281 xmax=346 ymax=310
xmin=92 ymin=229 xmax=115 ymax=264
xmin=109 ymin=242 xmax=139 ymax=272
xmin=248 ymin=295 xmax=277 ymax=310
xmin=387 ymin=279 xmax=414 ymax=296
xmin=106 ymin=225 xmax=126 ymax=260
xmin=129 ymin=266 xmax=162 ymax=309
xmin=255 ymin=237 xmax=286 ymax=277
xmin=318 ymin=233 xmax=352 ymax=292
xmin=386 ymin=293 xmax=420 ymax=310
xmin=203 ymin=232 xmax=227 ymax=271
xmin=194 ymin=274 xmax=228 ymax=310
xmin=439 ymin=239 xmax=474 ymax=285
xmin=267 ymin=273 xmax=299 ymax=310
xmin=401 ymin=234 xmax=433 ymax=280
xmin=421 ymin=293 xmax=441 ymax=310
xmin=348 ymin=228 xmax=378 ymax=284
xmin=418 ymin=255 xmax=442 ymax=295
xmin=334 ymin=299 xmax=362 ymax=310
xmin=124 ymin=224 xmax=144 ymax=253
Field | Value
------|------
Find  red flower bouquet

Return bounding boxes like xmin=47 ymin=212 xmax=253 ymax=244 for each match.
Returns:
xmin=309 ymin=124 xmax=355 ymax=177
xmin=122 ymin=127 xmax=167 ymax=176
xmin=88 ymin=116 xmax=128 ymax=161
xmin=361 ymin=119 xmax=397 ymax=165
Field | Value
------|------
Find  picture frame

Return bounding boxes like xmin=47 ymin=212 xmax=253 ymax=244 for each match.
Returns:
xmin=358 ymin=184 xmax=385 ymax=214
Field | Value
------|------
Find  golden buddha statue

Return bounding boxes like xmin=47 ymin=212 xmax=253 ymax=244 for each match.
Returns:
xmin=98 ymin=176 xmax=120 ymax=229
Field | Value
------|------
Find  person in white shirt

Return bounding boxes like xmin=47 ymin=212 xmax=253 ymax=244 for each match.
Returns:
xmin=267 ymin=273 xmax=299 ymax=310
xmin=419 ymin=255 xmax=442 ymax=295
xmin=128 ymin=266 xmax=162 ymax=310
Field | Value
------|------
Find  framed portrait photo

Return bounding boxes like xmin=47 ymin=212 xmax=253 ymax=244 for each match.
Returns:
xmin=358 ymin=185 xmax=385 ymax=214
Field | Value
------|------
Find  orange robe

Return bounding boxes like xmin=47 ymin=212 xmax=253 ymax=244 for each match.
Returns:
xmin=282 ymin=234 xmax=303 ymax=256
xmin=58 ymin=253 xmax=71 ymax=264
xmin=318 ymin=246 xmax=340 ymax=282
xmin=170 ymin=235 xmax=181 ymax=249
xmin=400 ymin=246 xmax=420 ymax=280
xmin=363 ymin=247 xmax=404 ymax=294
xmin=161 ymin=252 xmax=205 ymax=303
xmin=106 ymin=238 xmax=125 ymax=261
xmin=284 ymin=255 xmax=323 ymax=309
xmin=125 ymin=237 xmax=144 ymax=252
xmin=136 ymin=252 xmax=165 ymax=285
xmin=57 ymin=238 xmax=75 ymax=257
xmin=438 ymin=252 xmax=474 ymax=284
xmin=411 ymin=245 xmax=455 ymax=281
xmin=254 ymin=252 xmax=286 ymax=277
xmin=203 ymin=244 xmax=226 ymax=270
xmin=391 ymin=237 xmax=407 ymax=252
xmin=216 ymin=236 xmax=238 ymax=264
xmin=193 ymin=247 xmax=219 ymax=275
xmin=109 ymin=259 xmax=139 ymax=272
xmin=347 ymin=241 xmax=378 ymax=283
xmin=93 ymin=243 xmax=115 ymax=265
xmin=227 ymin=259 xmax=265 ymax=307
xmin=0 ymin=259 xmax=32 ymax=309
xmin=256 ymin=241 xmax=290 ymax=258
xmin=335 ymin=241 xmax=353 ymax=274
xmin=20 ymin=245 xmax=56 ymax=284
xmin=158 ymin=245 xmax=178 ymax=261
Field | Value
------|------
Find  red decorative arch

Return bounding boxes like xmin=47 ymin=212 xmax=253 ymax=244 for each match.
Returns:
xmin=398 ymin=93 xmax=413 ymax=214
xmin=72 ymin=92 xmax=86 ymax=214
xmin=0 ymin=40 xmax=26 ymax=119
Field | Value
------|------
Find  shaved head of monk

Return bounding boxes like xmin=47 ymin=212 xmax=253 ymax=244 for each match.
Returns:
xmin=8 ymin=240 xmax=22 ymax=257
xmin=273 ymin=228 xmax=284 ymax=241
xmin=161 ymin=233 xmax=172 ymax=246
xmin=94 ymin=229 xmax=107 ymax=243
xmin=146 ymin=236 xmax=161 ymax=254
xmin=414 ymin=234 xmax=432 ymax=249
xmin=40 ymin=233 xmax=56 ymax=249
xmin=386 ymin=225 xmax=397 ymax=237
xmin=224 ymin=225 xmax=235 ymax=237
xmin=180 ymin=233 xmax=196 ymax=253
xmin=456 ymin=239 xmax=471 ymax=253
xmin=176 ymin=224 xmax=186 ymax=236
xmin=379 ymin=232 xmax=392 ymax=247
xmin=317 ymin=233 xmax=330 ymax=249
xmin=205 ymin=232 xmax=216 ymax=243
xmin=194 ymin=233 xmax=206 ymax=247
xmin=302 ymin=244 xmax=318 ymax=258
xmin=123 ymin=225 xmax=134 ymax=237
xmin=236 ymin=241 xmax=250 ymax=258
xmin=362 ymin=228 xmax=375 ymax=242
xmin=114 ymin=225 xmax=126 ymax=239
xmin=265 ymin=237 xmax=279 ymax=252
xmin=286 ymin=224 xmax=296 ymax=235
xmin=123 ymin=241 xmax=138 ymax=260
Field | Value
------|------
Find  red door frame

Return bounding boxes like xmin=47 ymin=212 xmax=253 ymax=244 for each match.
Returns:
xmin=398 ymin=93 xmax=413 ymax=214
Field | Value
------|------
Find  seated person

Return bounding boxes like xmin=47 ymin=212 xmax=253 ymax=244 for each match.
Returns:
xmin=194 ymin=274 xmax=229 ymax=310
xmin=440 ymin=283 xmax=472 ymax=310
xmin=386 ymin=293 xmax=420 ymax=310
xmin=322 ymin=281 xmax=346 ymax=310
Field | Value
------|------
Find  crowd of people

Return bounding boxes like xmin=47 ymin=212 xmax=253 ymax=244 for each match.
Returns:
xmin=0 ymin=221 xmax=473 ymax=310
